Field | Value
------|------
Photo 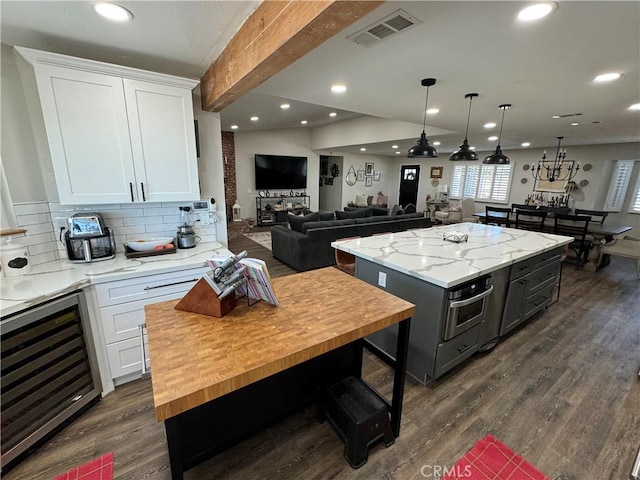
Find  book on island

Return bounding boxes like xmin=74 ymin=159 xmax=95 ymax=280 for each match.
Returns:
xmin=205 ymin=251 xmax=278 ymax=306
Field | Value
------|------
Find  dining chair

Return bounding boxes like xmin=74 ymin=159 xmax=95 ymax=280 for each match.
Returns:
xmin=510 ymin=203 xmax=537 ymax=213
xmin=553 ymin=214 xmax=591 ymax=269
xmin=485 ymin=206 xmax=512 ymax=227
xmin=574 ymin=208 xmax=608 ymax=225
xmin=515 ymin=209 xmax=548 ymax=232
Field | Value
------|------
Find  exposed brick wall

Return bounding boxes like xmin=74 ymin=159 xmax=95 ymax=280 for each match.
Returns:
xmin=221 ymin=131 xmax=236 ymax=222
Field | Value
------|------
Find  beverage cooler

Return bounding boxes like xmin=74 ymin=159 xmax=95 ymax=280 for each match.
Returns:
xmin=1 ymin=290 xmax=102 ymax=473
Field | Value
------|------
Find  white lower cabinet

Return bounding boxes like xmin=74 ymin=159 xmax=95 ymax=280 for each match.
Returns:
xmin=94 ymin=267 xmax=207 ymax=384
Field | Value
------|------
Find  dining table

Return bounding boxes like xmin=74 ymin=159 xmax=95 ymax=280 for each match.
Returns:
xmin=473 ymin=211 xmax=632 ymax=272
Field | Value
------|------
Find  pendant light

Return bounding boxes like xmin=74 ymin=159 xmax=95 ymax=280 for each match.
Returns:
xmin=407 ymin=78 xmax=438 ymax=158
xmin=449 ymin=93 xmax=479 ymax=161
xmin=483 ymin=104 xmax=512 ymax=164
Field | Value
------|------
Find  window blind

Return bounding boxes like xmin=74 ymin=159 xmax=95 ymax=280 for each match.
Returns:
xmin=451 ymin=164 xmax=512 ymax=202
xmin=629 ymin=171 xmax=640 ymax=214
xmin=604 ymin=160 xmax=634 ymax=212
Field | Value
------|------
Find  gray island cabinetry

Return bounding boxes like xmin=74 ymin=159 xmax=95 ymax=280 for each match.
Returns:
xmin=332 ymin=223 xmax=571 ymax=384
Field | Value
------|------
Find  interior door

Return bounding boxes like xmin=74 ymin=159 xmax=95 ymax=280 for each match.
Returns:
xmin=399 ymin=165 xmax=420 ymax=208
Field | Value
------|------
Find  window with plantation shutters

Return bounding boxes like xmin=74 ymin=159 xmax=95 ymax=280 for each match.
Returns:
xmin=629 ymin=169 xmax=640 ymax=214
xmin=604 ymin=160 xmax=634 ymax=212
xmin=450 ymin=164 xmax=512 ymax=203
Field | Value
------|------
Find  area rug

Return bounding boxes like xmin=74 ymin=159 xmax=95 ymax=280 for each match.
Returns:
xmin=53 ymin=452 xmax=113 ymax=480
xmin=243 ymin=231 xmax=272 ymax=250
xmin=444 ymin=435 xmax=550 ymax=480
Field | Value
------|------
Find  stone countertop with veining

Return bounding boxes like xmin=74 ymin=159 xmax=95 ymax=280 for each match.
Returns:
xmin=0 ymin=242 xmax=233 ymax=318
xmin=331 ymin=223 xmax=573 ymax=289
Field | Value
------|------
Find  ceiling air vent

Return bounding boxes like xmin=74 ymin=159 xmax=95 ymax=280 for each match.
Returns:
xmin=347 ymin=9 xmax=422 ymax=47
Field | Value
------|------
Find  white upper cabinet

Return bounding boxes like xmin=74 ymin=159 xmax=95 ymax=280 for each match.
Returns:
xmin=16 ymin=47 xmax=200 ymax=205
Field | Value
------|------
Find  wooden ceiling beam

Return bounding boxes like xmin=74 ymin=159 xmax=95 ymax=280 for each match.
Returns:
xmin=200 ymin=0 xmax=384 ymax=112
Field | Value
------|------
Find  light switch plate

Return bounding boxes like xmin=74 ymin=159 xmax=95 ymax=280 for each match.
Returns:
xmin=378 ymin=272 xmax=387 ymax=288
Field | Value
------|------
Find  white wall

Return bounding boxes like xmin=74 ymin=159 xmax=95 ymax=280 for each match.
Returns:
xmin=234 ymin=128 xmax=319 ymax=220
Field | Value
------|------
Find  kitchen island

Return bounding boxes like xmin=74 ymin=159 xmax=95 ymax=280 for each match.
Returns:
xmin=145 ymin=267 xmax=415 ymax=479
xmin=332 ymin=223 xmax=573 ymax=383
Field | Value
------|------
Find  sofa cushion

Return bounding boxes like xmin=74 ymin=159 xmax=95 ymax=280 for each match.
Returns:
xmin=318 ymin=211 xmax=335 ymax=221
xmin=288 ymin=211 xmax=319 ymax=232
xmin=301 ymin=219 xmax=355 ymax=234
xmin=336 ymin=209 xmax=367 ymax=220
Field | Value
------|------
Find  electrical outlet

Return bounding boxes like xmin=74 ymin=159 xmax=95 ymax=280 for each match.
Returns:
xmin=247 ymin=188 xmax=252 ymax=194
xmin=55 ymin=217 xmax=67 ymax=229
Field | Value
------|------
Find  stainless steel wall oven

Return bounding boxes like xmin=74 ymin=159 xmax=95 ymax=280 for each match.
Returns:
xmin=1 ymin=290 xmax=102 ymax=473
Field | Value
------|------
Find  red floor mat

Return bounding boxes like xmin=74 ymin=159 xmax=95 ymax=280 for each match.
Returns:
xmin=52 ymin=452 xmax=113 ymax=480
xmin=444 ymin=435 xmax=550 ymax=480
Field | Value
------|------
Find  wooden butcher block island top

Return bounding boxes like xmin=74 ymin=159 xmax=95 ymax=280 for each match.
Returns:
xmin=145 ymin=267 xmax=416 ymax=422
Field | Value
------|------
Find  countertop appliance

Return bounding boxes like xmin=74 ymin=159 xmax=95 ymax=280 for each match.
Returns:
xmin=1 ymin=291 xmax=102 ymax=473
xmin=65 ymin=213 xmax=115 ymax=263
xmin=177 ymin=206 xmax=200 ymax=249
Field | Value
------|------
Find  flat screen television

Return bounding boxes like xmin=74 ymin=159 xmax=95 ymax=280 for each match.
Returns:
xmin=254 ymin=154 xmax=307 ymax=190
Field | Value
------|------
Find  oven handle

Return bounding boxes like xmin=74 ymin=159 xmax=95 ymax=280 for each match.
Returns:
xmin=449 ymin=285 xmax=494 ymax=308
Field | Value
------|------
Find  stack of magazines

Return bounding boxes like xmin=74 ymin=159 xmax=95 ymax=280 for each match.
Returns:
xmin=204 ymin=251 xmax=278 ymax=306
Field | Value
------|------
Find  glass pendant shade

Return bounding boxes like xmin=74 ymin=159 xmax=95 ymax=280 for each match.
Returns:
xmin=450 ymin=93 xmax=479 ymax=161
xmin=483 ymin=104 xmax=512 ymax=164
xmin=407 ymin=78 xmax=438 ymax=158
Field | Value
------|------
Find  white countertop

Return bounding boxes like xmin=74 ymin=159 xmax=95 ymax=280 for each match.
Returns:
xmin=0 ymin=242 xmax=233 ymax=317
xmin=331 ymin=223 xmax=573 ymax=288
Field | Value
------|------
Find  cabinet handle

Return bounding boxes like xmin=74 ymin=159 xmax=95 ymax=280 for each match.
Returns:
xmin=129 ymin=182 xmax=134 ymax=202
xmin=139 ymin=323 xmax=149 ymax=377
xmin=457 ymin=344 xmax=473 ymax=355
xmin=141 ymin=183 xmax=146 ymax=201
xmin=143 ymin=278 xmax=199 ymax=290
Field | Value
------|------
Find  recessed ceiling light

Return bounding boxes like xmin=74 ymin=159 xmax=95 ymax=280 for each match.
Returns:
xmin=521 ymin=142 xmax=531 ymax=147
xmin=433 ymin=141 xmax=441 ymax=146
xmin=470 ymin=146 xmax=476 ymax=151
xmin=392 ymin=145 xmax=398 ymax=149
xmin=360 ymin=147 xmax=367 ymax=152
xmin=250 ymin=116 xmax=259 ymax=122
xmin=300 ymin=120 xmax=308 ymax=125
xmin=551 ymin=115 xmax=560 ymax=119
xmin=93 ymin=2 xmax=133 ymax=22
xmin=331 ymin=84 xmax=347 ymax=94
xmin=484 ymin=122 xmax=496 ymax=129
xmin=329 ymin=112 xmax=337 ymax=117
xmin=395 ymin=151 xmax=401 ymax=155
xmin=517 ymin=2 xmax=557 ymax=22
xmin=571 ymin=122 xmax=579 ymax=126
xmin=280 ymin=103 xmax=290 ymax=110
xmin=426 ymin=108 xmax=439 ymax=115
xmin=488 ymin=136 xmax=499 ymax=142
xmin=593 ymin=72 xmax=621 ymax=83
xmin=629 ymin=103 xmax=640 ymax=111
xmin=230 ymin=125 xmax=238 ymax=130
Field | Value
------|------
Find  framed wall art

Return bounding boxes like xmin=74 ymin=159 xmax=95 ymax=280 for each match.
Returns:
xmin=430 ymin=166 xmax=443 ymax=179
xmin=357 ymin=169 xmax=364 ymax=181
xmin=365 ymin=176 xmax=373 ymax=187
xmin=373 ymin=169 xmax=381 ymax=181
xmin=365 ymin=162 xmax=374 ymax=176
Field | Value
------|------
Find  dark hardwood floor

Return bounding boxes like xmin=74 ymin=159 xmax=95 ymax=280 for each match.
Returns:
xmin=4 ymin=230 xmax=639 ymax=480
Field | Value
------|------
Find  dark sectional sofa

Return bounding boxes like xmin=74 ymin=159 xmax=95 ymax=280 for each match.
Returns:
xmin=271 ymin=212 xmax=432 ymax=271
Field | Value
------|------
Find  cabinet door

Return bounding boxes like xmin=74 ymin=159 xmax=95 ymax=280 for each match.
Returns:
xmin=124 ymin=80 xmax=199 ymax=202
xmin=500 ymin=276 xmax=529 ymax=335
xmin=33 ymin=64 xmax=136 ymax=204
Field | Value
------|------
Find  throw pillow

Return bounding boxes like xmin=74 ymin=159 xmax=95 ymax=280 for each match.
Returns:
xmin=355 ymin=194 xmax=368 ymax=207
xmin=335 ymin=209 xmax=367 ymax=220
xmin=288 ymin=211 xmax=319 ymax=232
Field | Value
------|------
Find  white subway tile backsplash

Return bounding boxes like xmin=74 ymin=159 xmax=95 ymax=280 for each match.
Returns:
xmin=19 ymin=232 xmax=56 ymax=246
xmin=13 ymin=202 xmax=50 ymax=216
xmin=30 ymin=251 xmax=58 ymax=266
xmin=123 ymin=216 xmax=164 ymax=226
xmin=28 ymin=241 xmax=59 ymax=256
xmin=17 ymin=213 xmax=52 ymax=226
xmin=100 ymin=208 xmax=144 ymax=218
xmin=117 ymin=225 xmax=147 ymax=235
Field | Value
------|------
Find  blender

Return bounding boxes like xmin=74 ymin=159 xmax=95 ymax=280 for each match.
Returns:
xmin=177 ymin=207 xmax=199 ymax=249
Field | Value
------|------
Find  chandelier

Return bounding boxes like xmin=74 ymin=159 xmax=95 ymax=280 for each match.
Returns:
xmin=531 ymin=136 xmax=580 ymax=183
